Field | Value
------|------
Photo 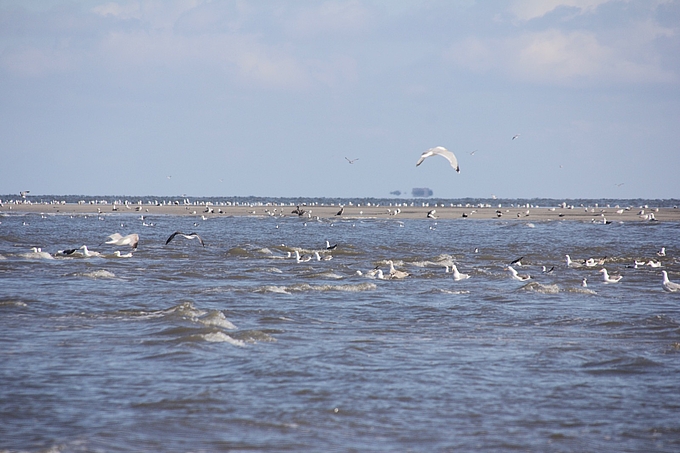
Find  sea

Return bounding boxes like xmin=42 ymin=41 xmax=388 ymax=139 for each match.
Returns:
xmin=1 ymin=196 xmax=680 ymax=452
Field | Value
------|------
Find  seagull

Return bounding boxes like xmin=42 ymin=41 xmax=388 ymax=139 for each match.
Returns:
xmin=79 ymin=245 xmax=102 ymax=257
xmin=512 ymin=134 xmax=520 ymax=140
xmin=510 ymin=256 xmax=524 ymax=266
xmin=662 ymin=271 xmax=680 ymax=292
xmin=386 ymin=260 xmax=409 ymax=279
xmin=345 ymin=157 xmax=359 ymax=164
xmin=599 ymin=268 xmax=622 ymax=283
xmin=55 ymin=248 xmax=78 ymax=257
xmin=104 ymin=233 xmax=139 ymax=249
xmin=325 ymin=240 xmax=337 ymax=250
xmin=508 ymin=266 xmax=531 ymax=281
xmin=657 ymin=247 xmax=666 ymax=257
xmin=427 ymin=209 xmax=437 ymax=219
xmin=582 ymin=278 xmax=588 ymax=287
xmin=542 ymin=266 xmax=554 ymax=274
xmin=314 ymin=251 xmax=333 ymax=261
xmin=646 ymin=260 xmax=662 ymax=268
xmin=336 ymin=207 xmax=344 ymax=216
xmin=294 ymin=250 xmax=311 ymax=263
xmin=416 ymin=146 xmax=460 ymax=173
xmin=451 ymin=264 xmax=470 ymax=281
xmin=20 ymin=190 xmax=30 ymax=198
xmin=565 ymin=255 xmax=582 ymax=268
xmin=470 ymin=149 xmax=477 ymax=155
xmin=24 ymin=247 xmax=54 ymax=260
xmin=165 ymin=231 xmax=205 ymax=247
xmin=113 ymin=251 xmax=133 ymax=258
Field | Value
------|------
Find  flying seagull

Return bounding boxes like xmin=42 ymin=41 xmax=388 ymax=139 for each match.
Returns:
xmin=345 ymin=157 xmax=359 ymax=164
xmin=20 ymin=191 xmax=30 ymax=198
xmin=105 ymin=233 xmax=139 ymax=249
xmin=512 ymin=134 xmax=520 ymax=140
xmin=165 ymin=231 xmax=205 ymax=247
xmin=416 ymin=146 xmax=460 ymax=173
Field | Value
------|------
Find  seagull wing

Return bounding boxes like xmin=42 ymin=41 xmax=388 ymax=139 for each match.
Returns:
xmin=165 ymin=231 xmax=181 ymax=245
xmin=415 ymin=150 xmax=434 ymax=167
xmin=417 ymin=147 xmax=460 ymax=172
xmin=105 ymin=233 xmax=123 ymax=244
xmin=188 ymin=233 xmax=205 ymax=247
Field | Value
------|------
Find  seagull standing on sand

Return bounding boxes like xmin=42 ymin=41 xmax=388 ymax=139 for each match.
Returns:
xmin=416 ymin=146 xmax=460 ymax=173
xmin=508 ymin=266 xmax=531 ymax=281
xmin=599 ymin=268 xmax=622 ymax=283
xmin=165 ymin=232 xmax=205 ymax=247
xmin=662 ymin=271 xmax=680 ymax=292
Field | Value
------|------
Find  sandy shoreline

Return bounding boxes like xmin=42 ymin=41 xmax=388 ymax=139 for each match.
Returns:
xmin=2 ymin=201 xmax=679 ymax=221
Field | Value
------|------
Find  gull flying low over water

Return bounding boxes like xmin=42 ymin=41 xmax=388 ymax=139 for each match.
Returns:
xmin=326 ymin=240 xmax=337 ymax=250
xmin=416 ymin=146 xmax=460 ymax=173
xmin=165 ymin=232 xmax=205 ymax=247
xmin=662 ymin=271 xmax=680 ymax=292
xmin=105 ymin=233 xmax=139 ymax=249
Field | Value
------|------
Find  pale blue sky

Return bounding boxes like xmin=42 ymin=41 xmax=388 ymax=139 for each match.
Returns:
xmin=1 ymin=0 xmax=679 ymax=199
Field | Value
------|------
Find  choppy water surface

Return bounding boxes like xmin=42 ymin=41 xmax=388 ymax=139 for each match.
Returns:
xmin=1 ymin=211 xmax=680 ymax=452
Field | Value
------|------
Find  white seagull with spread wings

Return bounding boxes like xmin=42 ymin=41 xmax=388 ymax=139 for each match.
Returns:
xmin=416 ymin=146 xmax=459 ymax=173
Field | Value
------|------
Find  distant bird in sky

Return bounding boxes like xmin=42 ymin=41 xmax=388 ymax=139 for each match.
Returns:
xmin=167 ymin=175 xmax=171 ymax=179
xmin=615 ymin=183 xmax=624 ymax=187
xmin=512 ymin=134 xmax=520 ymax=140
xmin=416 ymin=146 xmax=459 ymax=173
xmin=470 ymin=149 xmax=477 ymax=155
xmin=20 ymin=191 xmax=30 ymax=198
xmin=165 ymin=231 xmax=205 ymax=247
xmin=345 ymin=157 xmax=359 ymax=164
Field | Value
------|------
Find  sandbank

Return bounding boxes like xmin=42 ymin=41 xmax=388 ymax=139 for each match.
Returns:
xmin=2 ymin=201 xmax=679 ymax=222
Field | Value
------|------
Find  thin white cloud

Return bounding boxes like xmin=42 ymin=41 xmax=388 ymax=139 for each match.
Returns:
xmin=446 ymin=21 xmax=677 ymax=85
xmin=508 ymin=0 xmax=621 ymax=21
xmin=285 ymin=1 xmax=370 ymax=37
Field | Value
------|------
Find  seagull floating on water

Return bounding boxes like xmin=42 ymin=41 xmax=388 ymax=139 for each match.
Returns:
xmin=79 ymin=245 xmax=102 ymax=257
xmin=582 ymin=278 xmax=588 ymax=287
xmin=510 ymin=256 xmax=524 ymax=266
xmin=113 ymin=251 xmax=133 ymax=258
xmin=657 ymin=247 xmax=666 ymax=257
xmin=165 ymin=231 xmax=205 ymax=247
xmin=451 ymin=264 xmax=470 ymax=281
xmin=416 ymin=146 xmax=460 ymax=173
xmin=661 ymin=271 xmax=680 ymax=292
xmin=599 ymin=268 xmax=622 ymax=283
xmin=386 ymin=260 xmax=409 ymax=279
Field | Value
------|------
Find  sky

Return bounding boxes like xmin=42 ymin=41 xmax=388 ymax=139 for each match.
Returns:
xmin=1 ymin=0 xmax=679 ymax=199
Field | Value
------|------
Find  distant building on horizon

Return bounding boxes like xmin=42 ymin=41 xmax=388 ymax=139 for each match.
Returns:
xmin=411 ymin=188 xmax=433 ymax=198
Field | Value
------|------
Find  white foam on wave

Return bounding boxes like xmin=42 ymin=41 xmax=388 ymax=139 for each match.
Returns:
xmin=198 ymin=310 xmax=237 ymax=330
xmin=290 ymin=282 xmax=377 ymax=292
xmin=256 ymin=285 xmax=292 ymax=294
xmin=77 ymin=269 xmax=116 ymax=279
xmin=202 ymin=332 xmax=246 ymax=346
xmin=566 ymin=287 xmax=598 ymax=295
xmin=519 ymin=282 xmax=560 ymax=294
xmin=432 ymin=288 xmax=471 ymax=295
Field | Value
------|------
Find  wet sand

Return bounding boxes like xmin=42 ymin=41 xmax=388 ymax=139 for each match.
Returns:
xmin=3 ymin=201 xmax=679 ymax=221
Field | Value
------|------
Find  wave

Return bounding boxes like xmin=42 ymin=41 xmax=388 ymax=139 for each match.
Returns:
xmin=519 ymin=282 xmax=560 ymax=294
xmin=72 ymin=269 xmax=116 ymax=279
